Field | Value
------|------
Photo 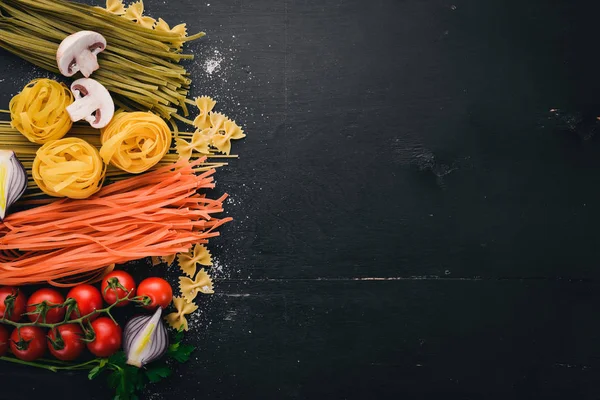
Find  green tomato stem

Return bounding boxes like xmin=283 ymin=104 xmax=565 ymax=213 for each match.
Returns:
xmin=0 ymin=295 xmax=147 ymax=330
xmin=0 ymin=356 xmax=102 ymax=372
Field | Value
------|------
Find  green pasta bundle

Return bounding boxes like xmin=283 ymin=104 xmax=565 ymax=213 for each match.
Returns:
xmin=0 ymin=0 xmax=204 ymax=119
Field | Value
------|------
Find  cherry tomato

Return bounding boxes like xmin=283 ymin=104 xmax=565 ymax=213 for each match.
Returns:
xmin=101 ymin=270 xmax=136 ymax=307
xmin=66 ymin=284 xmax=103 ymax=321
xmin=10 ymin=326 xmax=46 ymax=361
xmin=0 ymin=325 xmax=9 ymax=356
xmin=47 ymin=324 xmax=84 ymax=361
xmin=87 ymin=317 xmax=122 ymax=357
xmin=0 ymin=287 xmax=27 ymax=322
xmin=26 ymin=288 xmax=65 ymax=324
xmin=137 ymin=277 xmax=173 ymax=309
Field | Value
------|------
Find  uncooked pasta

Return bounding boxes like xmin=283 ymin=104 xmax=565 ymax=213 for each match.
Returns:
xmin=9 ymin=79 xmax=74 ymax=144
xmin=32 ymin=137 xmax=106 ymax=199
xmin=100 ymin=111 xmax=171 ymax=174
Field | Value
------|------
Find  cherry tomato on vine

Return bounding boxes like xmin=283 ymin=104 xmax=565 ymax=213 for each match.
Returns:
xmin=26 ymin=288 xmax=65 ymax=324
xmin=137 ymin=277 xmax=172 ymax=310
xmin=10 ymin=326 xmax=46 ymax=361
xmin=0 ymin=286 xmax=27 ymax=322
xmin=66 ymin=284 xmax=103 ymax=321
xmin=86 ymin=317 xmax=122 ymax=357
xmin=47 ymin=324 xmax=85 ymax=361
xmin=0 ymin=325 xmax=9 ymax=356
xmin=101 ymin=270 xmax=136 ymax=307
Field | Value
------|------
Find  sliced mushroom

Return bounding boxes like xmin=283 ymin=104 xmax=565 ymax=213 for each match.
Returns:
xmin=56 ymin=31 xmax=107 ymax=77
xmin=66 ymin=78 xmax=114 ymax=129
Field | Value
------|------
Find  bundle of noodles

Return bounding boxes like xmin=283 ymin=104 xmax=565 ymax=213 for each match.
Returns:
xmin=0 ymin=0 xmax=204 ymax=119
xmin=0 ymin=120 xmax=232 ymax=197
xmin=0 ymin=158 xmax=231 ymax=286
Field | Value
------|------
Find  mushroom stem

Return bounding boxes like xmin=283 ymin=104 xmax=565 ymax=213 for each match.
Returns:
xmin=66 ymin=95 xmax=99 ymax=124
xmin=77 ymin=51 xmax=99 ymax=78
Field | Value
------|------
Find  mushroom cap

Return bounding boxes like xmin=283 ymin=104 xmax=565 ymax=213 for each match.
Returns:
xmin=68 ymin=78 xmax=115 ymax=129
xmin=56 ymin=31 xmax=107 ymax=77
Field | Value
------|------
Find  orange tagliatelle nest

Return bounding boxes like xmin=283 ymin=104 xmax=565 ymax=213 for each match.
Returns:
xmin=100 ymin=111 xmax=171 ymax=174
xmin=0 ymin=158 xmax=230 ymax=287
xmin=32 ymin=137 xmax=106 ymax=199
xmin=9 ymin=78 xmax=74 ymax=144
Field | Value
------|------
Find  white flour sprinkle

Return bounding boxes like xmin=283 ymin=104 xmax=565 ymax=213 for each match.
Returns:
xmin=204 ymin=49 xmax=223 ymax=75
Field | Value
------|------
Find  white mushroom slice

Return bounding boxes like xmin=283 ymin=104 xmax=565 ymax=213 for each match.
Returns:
xmin=66 ymin=78 xmax=114 ymax=129
xmin=56 ymin=31 xmax=107 ymax=77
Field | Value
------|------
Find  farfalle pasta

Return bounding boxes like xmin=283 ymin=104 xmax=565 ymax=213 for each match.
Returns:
xmin=193 ymin=96 xmax=216 ymax=130
xmin=212 ymin=119 xmax=246 ymax=155
xmin=176 ymin=129 xmax=212 ymax=160
xmin=177 ymin=244 xmax=212 ymax=277
xmin=104 ymin=0 xmax=125 ymax=14
xmin=123 ymin=0 xmax=156 ymax=28
xmin=151 ymin=254 xmax=176 ymax=266
xmin=176 ymin=97 xmax=246 ymax=159
xmin=9 ymin=78 xmax=74 ymax=144
xmin=155 ymin=18 xmax=187 ymax=48
xmin=209 ymin=112 xmax=228 ymax=131
xmin=32 ymin=138 xmax=106 ymax=199
xmin=100 ymin=112 xmax=171 ymax=174
xmin=179 ymin=268 xmax=214 ymax=303
xmin=165 ymin=297 xmax=198 ymax=331
xmin=104 ymin=0 xmax=189 ymax=49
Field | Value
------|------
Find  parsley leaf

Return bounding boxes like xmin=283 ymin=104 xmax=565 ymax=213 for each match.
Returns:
xmin=88 ymin=358 xmax=108 ymax=380
xmin=145 ymin=364 xmax=172 ymax=383
xmin=87 ymin=326 xmax=195 ymax=399
xmin=169 ymin=343 xmax=195 ymax=363
xmin=88 ymin=365 xmax=103 ymax=380
xmin=109 ymin=351 xmax=127 ymax=365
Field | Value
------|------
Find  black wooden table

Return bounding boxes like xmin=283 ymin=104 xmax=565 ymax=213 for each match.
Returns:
xmin=1 ymin=0 xmax=600 ymax=398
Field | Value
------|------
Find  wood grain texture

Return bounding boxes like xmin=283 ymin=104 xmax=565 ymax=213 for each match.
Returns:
xmin=1 ymin=0 xmax=600 ymax=398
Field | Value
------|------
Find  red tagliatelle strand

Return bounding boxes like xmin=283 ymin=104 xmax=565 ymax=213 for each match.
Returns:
xmin=0 ymin=158 xmax=231 ymax=286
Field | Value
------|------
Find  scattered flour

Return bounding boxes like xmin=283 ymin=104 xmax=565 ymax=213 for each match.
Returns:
xmin=204 ymin=49 xmax=223 ymax=75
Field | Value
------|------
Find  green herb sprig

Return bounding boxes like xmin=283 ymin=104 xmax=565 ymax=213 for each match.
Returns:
xmin=0 ymin=327 xmax=195 ymax=400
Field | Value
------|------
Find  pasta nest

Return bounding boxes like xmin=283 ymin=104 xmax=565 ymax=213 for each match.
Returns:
xmin=9 ymin=78 xmax=74 ymax=144
xmin=33 ymin=137 xmax=106 ymax=199
xmin=100 ymin=111 xmax=171 ymax=174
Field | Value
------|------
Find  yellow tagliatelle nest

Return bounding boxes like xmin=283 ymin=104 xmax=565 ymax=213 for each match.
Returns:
xmin=100 ymin=112 xmax=172 ymax=174
xmin=9 ymin=78 xmax=74 ymax=144
xmin=33 ymin=138 xmax=106 ymax=199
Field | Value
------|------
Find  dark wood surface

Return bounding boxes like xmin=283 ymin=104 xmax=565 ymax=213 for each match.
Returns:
xmin=1 ymin=0 xmax=600 ymax=398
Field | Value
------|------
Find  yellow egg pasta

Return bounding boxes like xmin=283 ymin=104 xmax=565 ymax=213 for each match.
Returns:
xmin=123 ymin=1 xmax=155 ymax=28
xmin=32 ymin=138 xmax=106 ymax=199
xmin=165 ymin=296 xmax=198 ymax=331
xmin=176 ymin=96 xmax=247 ymax=159
xmin=209 ymin=112 xmax=228 ymax=131
xmin=151 ymin=254 xmax=177 ymax=266
xmin=179 ymin=268 xmax=214 ymax=303
xmin=163 ymin=254 xmax=176 ymax=265
xmin=193 ymin=96 xmax=216 ymax=130
xmin=176 ymin=129 xmax=211 ymax=160
xmin=212 ymin=119 xmax=246 ymax=155
xmin=9 ymin=79 xmax=74 ymax=144
xmin=175 ymin=138 xmax=194 ymax=161
xmin=177 ymin=244 xmax=212 ymax=277
xmin=100 ymin=112 xmax=171 ymax=174
xmin=155 ymin=18 xmax=187 ymax=48
xmin=105 ymin=0 xmax=125 ymax=14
